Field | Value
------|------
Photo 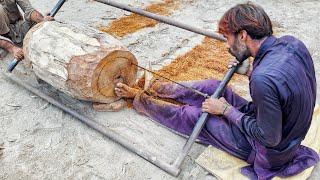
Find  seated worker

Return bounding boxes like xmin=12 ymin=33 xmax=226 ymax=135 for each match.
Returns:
xmin=114 ymin=2 xmax=319 ymax=180
xmin=0 ymin=0 xmax=53 ymax=60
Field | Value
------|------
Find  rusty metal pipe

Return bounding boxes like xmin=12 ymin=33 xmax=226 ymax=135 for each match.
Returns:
xmin=93 ymin=0 xmax=226 ymax=42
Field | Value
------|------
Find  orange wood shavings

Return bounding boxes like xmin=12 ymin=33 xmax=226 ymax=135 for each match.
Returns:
xmin=100 ymin=0 xmax=180 ymax=37
xmin=156 ymin=37 xmax=246 ymax=82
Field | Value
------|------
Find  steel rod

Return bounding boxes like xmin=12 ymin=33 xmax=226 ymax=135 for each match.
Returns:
xmin=3 ymin=73 xmax=180 ymax=177
xmin=173 ymin=66 xmax=237 ymax=169
xmin=50 ymin=0 xmax=67 ymax=17
xmin=94 ymin=0 xmax=226 ymax=42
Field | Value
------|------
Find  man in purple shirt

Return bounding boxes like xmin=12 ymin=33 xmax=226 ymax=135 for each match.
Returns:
xmin=115 ymin=2 xmax=319 ymax=179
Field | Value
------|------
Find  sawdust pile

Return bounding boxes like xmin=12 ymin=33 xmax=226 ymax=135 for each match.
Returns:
xmin=140 ymin=37 xmax=246 ymax=84
xmin=100 ymin=0 xmax=180 ymax=37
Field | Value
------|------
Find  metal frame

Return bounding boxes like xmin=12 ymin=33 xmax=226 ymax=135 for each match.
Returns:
xmin=5 ymin=0 xmax=237 ymax=177
xmin=4 ymin=69 xmax=238 ymax=177
xmin=93 ymin=0 xmax=240 ymax=176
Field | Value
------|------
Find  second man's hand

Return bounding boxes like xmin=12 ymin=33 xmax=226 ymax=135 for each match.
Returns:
xmin=30 ymin=11 xmax=55 ymax=23
xmin=9 ymin=46 xmax=24 ymax=61
xmin=44 ymin=12 xmax=55 ymax=21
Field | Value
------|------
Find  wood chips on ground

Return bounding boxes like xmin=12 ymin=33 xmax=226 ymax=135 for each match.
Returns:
xmin=100 ymin=0 xmax=180 ymax=37
xmin=156 ymin=37 xmax=246 ymax=82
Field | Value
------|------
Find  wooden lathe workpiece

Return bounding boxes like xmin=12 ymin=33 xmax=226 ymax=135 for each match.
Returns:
xmin=23 ymin=21 xmax=137 ymax=111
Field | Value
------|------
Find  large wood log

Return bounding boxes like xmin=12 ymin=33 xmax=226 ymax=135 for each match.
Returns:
xmin=23 ymin=21 xmax=137 ymax=104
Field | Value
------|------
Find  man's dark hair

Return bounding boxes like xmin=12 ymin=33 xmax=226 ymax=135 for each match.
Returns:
xmin=218 ymin=2 xmax=273 ymax=39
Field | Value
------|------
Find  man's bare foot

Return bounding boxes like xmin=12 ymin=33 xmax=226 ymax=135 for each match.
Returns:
xmin=115 ymin=83 xmax=140 ymax=98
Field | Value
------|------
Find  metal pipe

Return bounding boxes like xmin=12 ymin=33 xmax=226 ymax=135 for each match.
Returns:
xmin=50 ymin=0 xmax=67 ymax=17
xmin=94 ymin=0 xmax=226 ymax=42
xmin=172 ymin=66 xmax=238 ymax=170
xmin=3 ymin=73 xmax=180 ymax=177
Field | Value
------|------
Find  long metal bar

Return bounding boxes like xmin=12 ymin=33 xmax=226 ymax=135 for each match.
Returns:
xmin=3 ymin=73 xmax=180 ymax=177
xmin=172 ymin=66 xmax=238 ymax=170
xmin=94 ymin=0 xmax=226 ymax=42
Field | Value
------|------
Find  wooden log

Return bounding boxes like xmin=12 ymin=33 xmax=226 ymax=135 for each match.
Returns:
xmin=23 ymin=21 xmax=137 ymax=104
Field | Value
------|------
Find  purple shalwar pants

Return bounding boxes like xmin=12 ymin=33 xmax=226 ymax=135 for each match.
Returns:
xmin=133 ymin=79 xmax=252 ymax=160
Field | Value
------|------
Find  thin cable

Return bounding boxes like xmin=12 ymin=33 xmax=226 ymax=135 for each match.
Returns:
xmin=132 ymin=63 xmax=209 ymax=98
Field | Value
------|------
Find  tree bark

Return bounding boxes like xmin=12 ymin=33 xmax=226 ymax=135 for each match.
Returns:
xmin=23 ymin=21 xmax=137 ymax=103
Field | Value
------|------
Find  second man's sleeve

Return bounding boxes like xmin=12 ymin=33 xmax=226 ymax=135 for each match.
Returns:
xmin=16 ymin=0 xmax=35 ymax=21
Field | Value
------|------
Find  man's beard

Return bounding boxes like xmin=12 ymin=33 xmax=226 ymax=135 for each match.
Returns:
xmin=228 ymin=37 xmax=251 ymax=62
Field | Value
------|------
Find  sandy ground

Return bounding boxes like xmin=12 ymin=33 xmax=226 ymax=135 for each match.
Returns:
xmin=0 ymin=0 xmax=319 ymax=179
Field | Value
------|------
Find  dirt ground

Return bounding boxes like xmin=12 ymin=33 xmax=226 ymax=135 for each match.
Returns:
xmin=0 ymin=0 xmax=319 ymax=179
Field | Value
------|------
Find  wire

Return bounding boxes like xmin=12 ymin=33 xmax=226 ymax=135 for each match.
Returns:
xmin=132 ymin=63 xmax=209 ymax=98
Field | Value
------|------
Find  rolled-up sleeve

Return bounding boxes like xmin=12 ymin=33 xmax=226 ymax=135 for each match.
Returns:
xmin=16 ymin=0 xmax=35 ymax=21
xmin=225 ymin=75 xmax=283 ymax=147
xmin=0 ymin=35 xmax=13 ymax=43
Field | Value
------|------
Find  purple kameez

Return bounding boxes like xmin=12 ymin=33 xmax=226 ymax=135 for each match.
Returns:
xmin=133 ymin=36 xmax=319 ymax=179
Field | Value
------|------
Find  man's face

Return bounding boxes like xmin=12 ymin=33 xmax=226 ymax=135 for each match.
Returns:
xmin=225 ymin=33 xmax=251 ymax=62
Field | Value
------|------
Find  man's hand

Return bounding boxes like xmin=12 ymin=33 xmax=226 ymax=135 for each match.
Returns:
xmin=31 ymin=11 xmax=54 ymax=23
xmin=10 ymin=46 xmax=24 ymax=60
xmin=228 ymin=59 xmax=253 ymax=76
xmin=202 ymin=97 xmax=230 ymax=116
xmin=43 ymin=12 xmax=54 ymax=21
xmin=0 ymin=39 xmax=23 ymax=60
